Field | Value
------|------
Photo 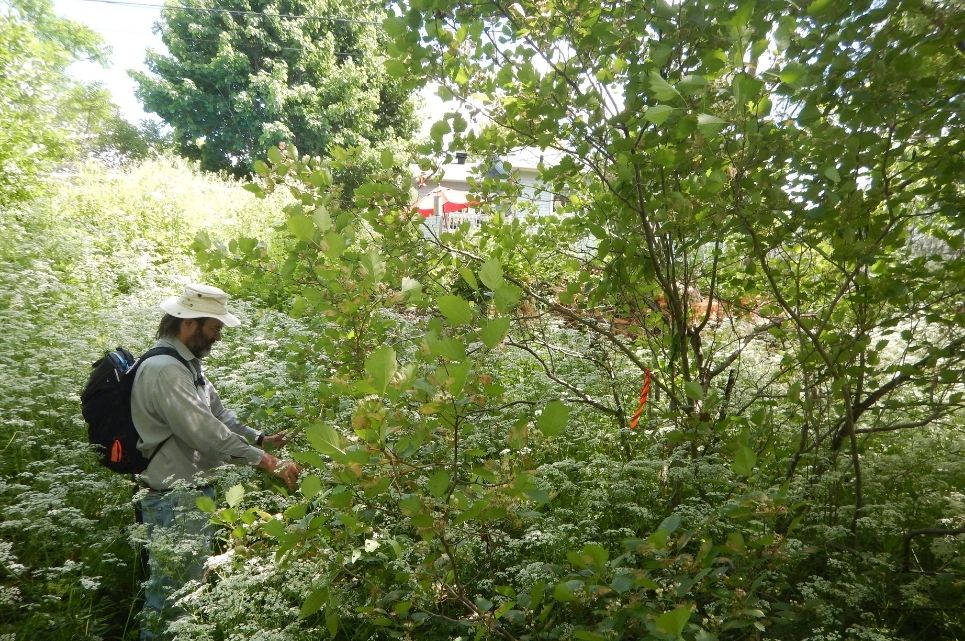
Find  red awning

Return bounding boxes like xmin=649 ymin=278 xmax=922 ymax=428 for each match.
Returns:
xmin=414 ymin=187 xmax=480 ymax=217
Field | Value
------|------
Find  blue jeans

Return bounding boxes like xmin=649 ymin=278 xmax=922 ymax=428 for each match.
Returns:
xmin=138 ymin=486 xmax=215 ymax=641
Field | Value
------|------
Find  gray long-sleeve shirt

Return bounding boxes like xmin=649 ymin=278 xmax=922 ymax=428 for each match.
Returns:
xmin=132 ymin=337 xmax=264 ymax=490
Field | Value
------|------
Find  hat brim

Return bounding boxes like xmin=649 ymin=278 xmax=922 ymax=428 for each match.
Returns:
xmin=160 ymin=297 xmax=241 ymax=328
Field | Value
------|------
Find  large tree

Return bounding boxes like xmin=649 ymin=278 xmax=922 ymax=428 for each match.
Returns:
xmin=0 ymin=0 xmax=108 ymax=204
xmin=133 ymin=0 xmax=416 ymax=177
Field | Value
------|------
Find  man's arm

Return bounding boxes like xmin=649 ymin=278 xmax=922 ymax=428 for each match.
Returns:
xmin=207 ymin=383 xmax=261 ymax=441
xmin=151 ymin=363 xmax=264 ymax=464
xmin=207 ymin=382 xmax=289 ymax=449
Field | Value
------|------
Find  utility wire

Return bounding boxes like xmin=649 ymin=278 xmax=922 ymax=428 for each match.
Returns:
xmin=70 ymin=0 xmax=383 ymax=25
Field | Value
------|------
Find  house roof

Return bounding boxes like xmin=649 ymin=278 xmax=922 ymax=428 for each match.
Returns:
xmin=414 ymin=148 xmax=563 ymax=188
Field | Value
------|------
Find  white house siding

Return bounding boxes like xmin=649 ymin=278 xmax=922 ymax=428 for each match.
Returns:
xmin=413 ymin=154 xmax=556 ymax=237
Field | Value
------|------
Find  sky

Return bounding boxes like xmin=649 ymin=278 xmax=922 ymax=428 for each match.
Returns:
xmin=54 ymin=0 xmax=164 ymax=123
xmin=51 ymin=0 xmax=448 ymax=132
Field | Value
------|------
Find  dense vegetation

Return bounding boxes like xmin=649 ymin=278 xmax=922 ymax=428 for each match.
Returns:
xmin=133 ymin=0 xmax=416 ymax=178
xmin=1 ymin=0 xmax=963 ymax=640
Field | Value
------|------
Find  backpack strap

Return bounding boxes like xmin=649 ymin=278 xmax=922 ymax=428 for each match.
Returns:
xmin=137 ymin=346 xmax=204 ymax=388
xmin=129 ymin=346 xmax=204 ymax=474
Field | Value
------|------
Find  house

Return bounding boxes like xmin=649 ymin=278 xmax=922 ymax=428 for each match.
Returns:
xmin=414 ymin=149 xmax=558 ymax=235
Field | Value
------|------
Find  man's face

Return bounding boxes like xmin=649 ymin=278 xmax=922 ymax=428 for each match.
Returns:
xmin=184 ymin=318 xmax=224 ymax=358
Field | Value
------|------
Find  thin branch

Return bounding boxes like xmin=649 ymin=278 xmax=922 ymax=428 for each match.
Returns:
xmin=506 ymin=338 xmax=619 ymax=416
xmin=903 ymin=527 xmax=965 ymax=572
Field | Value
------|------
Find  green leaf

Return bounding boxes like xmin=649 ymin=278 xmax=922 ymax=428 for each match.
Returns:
xmin=262 ymin=518 xmax=285 ymax=537
xmin=321 ymin=230 xmax=346 ymax=259
xmin=775 ymin=16 xmax=795 ymax=49
xmin=797 ymin=100 xmax=821 ymax=125
xmin=696 ymin=113 xmax=727 ymax=137
xmin=611 ymin=573 xmax=634 ymax=593
xmin=445 ymin=360 xmax=471 ymax=396
xmin=684 ymin=381 xmax=705 ymax=400
xmin=428 ymin=469 xmax=450 ymax=498
xmin=196 ymin=495 xmax=216 ymax=513
xmin=225 ymin=484 xmax=244 ymax=508
xmin=284 ymin=503 xmax=307 ymax=520
xmin=291 ymin=450 xmax=327 ymax=469
xmin=325 ymin=610 xmax=339 ymax=636
xmin=299 ymin=586 xmax=328 ymax=618
xmin=401 ymin=277 xmax=422 ymax=298
xmin=644 ymin=104 xmax=678 ymax=125
xmin=365 ymin=345 xmax=397 ymax=393
xmin=581 ymin=543 xmax=609 ymax=567
xmin=479 ymin=258 xmax=505 ymax=290
xmin=380 ymin=147 xmax=395 ymax=169
xmin=307 ymin=169 xmax=332 ymax=188
xmin=313 ymin=207 xmax=332 ymax=233
xmin=306 ymin=423 xmax=344 ymax=458
xmin=267 ymin=146 xmax=284 ymax=165
xmin=493 ymin=283 xmax=523 ymax=312
xmin=732 ymin=73 xmax=764 ymax=106
xmin=508 ymin=417 xmax=528 ymax=449
xmin=383 ymin=16 xmax=406 ymax=38
xmin=732 ymin=444 xmax=757 ymax=477
xmin=807 ymin=0 xmax=834 ymax=15
xmin=301 ymin=474 xmax=323 ymax=500
xmin=726 ymin=531 xmax=746 ymax=553
xmin=429 ymin=120 xmax=451 ymax=144
xmin=823 ymin=166 xmax=841 ymax=183
xmin=287 ymin=214 xmax=316 ymax=242
xmin=657 ymin=513 xmax=682 ymax=533
xmin=648 ymin=528 xmax=669 ymax=549
xmin=362 ymin=247 xmax=385 ymax=283
xmin=553 ymin=580 xmax=580 ymax=602
xmin=655 ymin=603 xmax=694 ymax=637
xmin=384 ymin=58 xmax=408 ymax=78
xmin=425 ymin=330 xmax=467 ymax=361
xmin=678 ymin=74 xmax=708 ymax=95
xmin=730 ymin=0 xmax=755 ymax=28
xmin=480 ymin=316 xmax=511 ymax=348
xmin=459 ymin=267 xmax=479 ymax=289
xmin=438 ymin=295 xmax=474 ymax=325
xmin=399 ymin=494 xmax=423 ymax=517
xmin=648 ymin=70 xmax=681 ymax=102
xmin=779 ymin=62 xmax=806 ymax=87
xmin=537 ymin=400 xmax=570 ymax=437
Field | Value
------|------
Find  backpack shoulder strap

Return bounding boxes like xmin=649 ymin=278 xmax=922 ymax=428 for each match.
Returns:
xmin=130 ymin=347 xmax=202 ymax=476
xmin=136 ymin=347 xmax=204 ymax=388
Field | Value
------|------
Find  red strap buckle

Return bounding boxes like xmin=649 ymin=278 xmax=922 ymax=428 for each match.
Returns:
xmin=110 ymin=439 xmax=123 ymax=463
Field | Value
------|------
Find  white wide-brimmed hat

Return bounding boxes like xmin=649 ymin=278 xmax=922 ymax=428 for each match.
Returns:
xmin=160 ymin=283 xmax=240 ymax=327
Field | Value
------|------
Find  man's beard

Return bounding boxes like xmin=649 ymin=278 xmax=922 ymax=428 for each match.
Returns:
xmin=186 ymin=327 xmax=215 ymax=358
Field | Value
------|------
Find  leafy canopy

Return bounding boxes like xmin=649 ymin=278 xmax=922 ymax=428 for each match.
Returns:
xmin=0 ymin=0 xmax=111 ymax=204
xmin=133 ymin=0 xmax=417 ymax=177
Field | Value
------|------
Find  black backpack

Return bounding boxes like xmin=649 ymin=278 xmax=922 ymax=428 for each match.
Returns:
xmin=80 ymin=346 xmax=195 ymax=474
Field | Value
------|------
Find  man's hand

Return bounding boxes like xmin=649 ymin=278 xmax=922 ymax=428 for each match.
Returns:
xmin=261 ymin=431 xmax=289 ymax=449
xmin=257 ymin=453 xmax=301 ymax=490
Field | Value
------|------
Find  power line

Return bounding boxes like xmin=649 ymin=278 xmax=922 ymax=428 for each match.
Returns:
xmin=70 ymin=0 xmax=383 ymax=25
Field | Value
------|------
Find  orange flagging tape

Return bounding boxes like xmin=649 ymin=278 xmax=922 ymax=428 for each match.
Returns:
xmin=629 ymin=369 xmax=652 ymax=430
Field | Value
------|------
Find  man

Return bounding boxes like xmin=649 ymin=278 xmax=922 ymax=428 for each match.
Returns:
xmin=132 ymin=283 xmax=300 ymax=639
